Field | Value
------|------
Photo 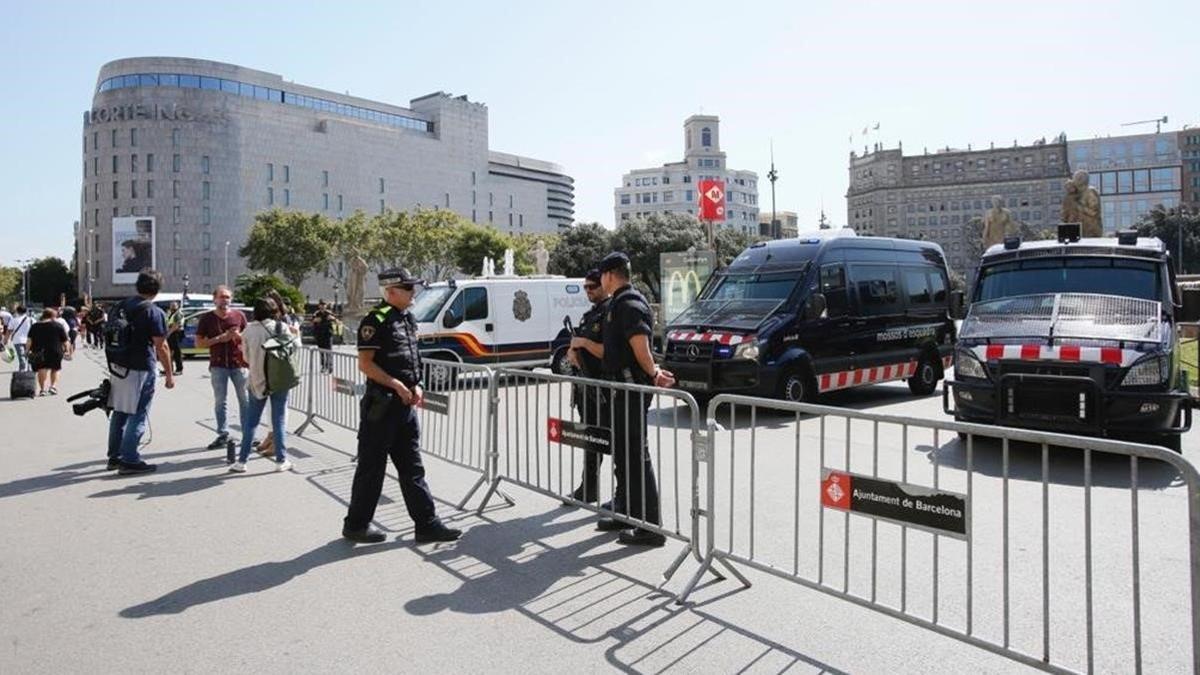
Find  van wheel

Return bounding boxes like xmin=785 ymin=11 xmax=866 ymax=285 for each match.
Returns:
xmin=908 ymin=354 xmax=940 ymax=396
xmin=778 ymin=368 xmax=812 ymax=404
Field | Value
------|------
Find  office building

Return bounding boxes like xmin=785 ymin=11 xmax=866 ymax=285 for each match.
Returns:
xmin=1181 ymin=128 xmax=1200 ymax=212
xmin=1067 ymin=131 xmax=1182 ymax=229
xmin=77 ymin=57 xmax=574 ymax=299
xmin=757 ymin=210 xmax=799 ymax=238
xmin=614 ymin=115 xmax=759 ymax=233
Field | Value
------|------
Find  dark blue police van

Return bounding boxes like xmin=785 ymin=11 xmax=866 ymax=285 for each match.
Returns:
xmin=663 ymin=231 xmax=959 ymax=403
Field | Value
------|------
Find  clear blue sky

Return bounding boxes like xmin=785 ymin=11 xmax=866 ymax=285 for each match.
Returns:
xmin=1 ymin=0 xmax=1196 ymax=266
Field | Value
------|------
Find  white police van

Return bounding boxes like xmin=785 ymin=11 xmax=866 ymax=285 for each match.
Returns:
xmin=410 ymin=275 xmax=590 ymax=369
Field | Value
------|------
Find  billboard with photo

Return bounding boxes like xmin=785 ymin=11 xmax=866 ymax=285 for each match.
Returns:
xmin=112 ymin=216 xmax=155 ymax=285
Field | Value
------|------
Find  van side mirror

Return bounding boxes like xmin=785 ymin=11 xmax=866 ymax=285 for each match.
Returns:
xmin=442 ymin=310 xmax=462 ymax=329
xmin=805 ymin=293 xmax=827 ymax=320
xmin=949 ymin=290 xmax=967 ymax=320
xmin=1180 ymin=288 xmax=1200 ymax=323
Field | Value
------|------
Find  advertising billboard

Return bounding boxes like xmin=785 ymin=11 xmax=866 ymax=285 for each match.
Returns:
xmin=660 ymin=250 xmax=716 ymax=325
xmin=112 ymin=216 xmax=156 ymax=285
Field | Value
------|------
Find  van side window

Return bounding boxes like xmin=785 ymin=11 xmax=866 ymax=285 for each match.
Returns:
xmin=904 ymin=269 xmax=932 ymax=305
xmin=444 ymin=291 xmax=465 ymax=328
xmin=464 ymin=287 xmax=488 ymax=321
xmin=929 ymin=272 xmax=947 ymax=303
xmin=850 ymin=264 xmax=900 ymax=316
xmin=820 ymin=265 xmax=849 ymax=317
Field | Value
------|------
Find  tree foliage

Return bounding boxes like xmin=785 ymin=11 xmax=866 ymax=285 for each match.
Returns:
xmin=548 ymin=223 xmax=613 ymax=278
xmin=1136 ymin=206 xmax=1200 ymax=274
xmin=233 ymin=273 xmax=306 ymax=312
xmin=27 ymin=257 xmax=75 ymax=306
xmin=0 ymin=266 xmax=21 ymax=305
xmin=239 ymin=209 xmax=335 ymax=287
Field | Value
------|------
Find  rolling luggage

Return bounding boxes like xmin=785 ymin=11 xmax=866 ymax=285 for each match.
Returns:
xmin=10 ymin=370 xmax=36 ymax=399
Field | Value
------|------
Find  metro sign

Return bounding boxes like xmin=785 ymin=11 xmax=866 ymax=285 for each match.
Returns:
xmin=698 ymin=179 xmax=726 ymax=221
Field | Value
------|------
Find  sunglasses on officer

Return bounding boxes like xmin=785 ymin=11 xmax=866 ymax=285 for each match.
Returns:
xmin=584 ymin=283 xmax=600 ymax=291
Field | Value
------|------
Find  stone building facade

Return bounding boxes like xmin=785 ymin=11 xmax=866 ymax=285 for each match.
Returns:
xmin=77 ymin=57 xmax=574 ymax=300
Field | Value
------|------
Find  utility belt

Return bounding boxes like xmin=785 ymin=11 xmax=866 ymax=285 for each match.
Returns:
xmin=363 ymin=379 xmax=416 ymax=421
xmin=608 ymin=367 xmax=652 ymax=387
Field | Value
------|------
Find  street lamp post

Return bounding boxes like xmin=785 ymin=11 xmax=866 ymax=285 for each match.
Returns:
xmin=332 ymin=280 xmax=340 ymax=311
xmin=85 ymin=259 xmax=92 ymax=302
xmin=16 ymin=258 xmax=32 ymax=307
xmin=224 ymin=241 xmax=231 ymax=286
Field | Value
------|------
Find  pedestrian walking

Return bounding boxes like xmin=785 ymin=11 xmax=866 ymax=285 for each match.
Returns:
xmin=342 ymin=268 xmax=462 ymax=544
xmin=0 ymin=305 xmax=11 ymax=343
xmin=85 ymin=304 xmax=107 ymax=349
xmin=27 ymin=308 xmax=69 ymax=396
xmin=60 ymin=305 xmax=80 ymax=354
xmin=106 ymin=270 xmax=175 ymax=475
xmin=165 ymin=302 xmax=184 ymax=375
xmin=229 ymin=297 xmax=294 ymax=473
xmin=311 ymin=299 xmax=335 ymax=373
xmin=5 ymin=306 xmax=32 ymax=371
xmin=195 ymin=286 xmax=248 ymax=460
xmin=564 ymin=268 xmax=611 ymax=504
xmin=596 ymin=252 xmax=675 ymax=547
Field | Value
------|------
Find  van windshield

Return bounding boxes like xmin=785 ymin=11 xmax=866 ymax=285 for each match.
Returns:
xmin=411 ymin=286 xmax=455 ymax=323
xmin=976 ymin=257 xmax=1162 ymax=303
xmin=706 ymin=271 xmax=799 ymax=302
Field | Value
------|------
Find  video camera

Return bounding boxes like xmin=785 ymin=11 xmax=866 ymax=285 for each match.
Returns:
xmin=67 ymin=379 xmax=112 ymax=417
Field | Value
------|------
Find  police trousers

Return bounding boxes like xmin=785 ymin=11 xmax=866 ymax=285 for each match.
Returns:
xmin=344 ymin=397 xmax=437 ymax=532
xmin=609 ymin=388 xmax=661 ymax=526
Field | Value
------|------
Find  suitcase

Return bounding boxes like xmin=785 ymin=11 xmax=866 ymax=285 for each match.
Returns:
xmin=10 ymin=370 xmax=35 ymax=399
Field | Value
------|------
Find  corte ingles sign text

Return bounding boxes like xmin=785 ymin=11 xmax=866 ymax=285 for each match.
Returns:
xmin=820 ymin=468 xmax=968 ymax=538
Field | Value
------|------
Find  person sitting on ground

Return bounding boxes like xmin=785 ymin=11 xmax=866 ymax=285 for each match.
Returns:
xmin=27 ymin=308 xmax=69 ymax=396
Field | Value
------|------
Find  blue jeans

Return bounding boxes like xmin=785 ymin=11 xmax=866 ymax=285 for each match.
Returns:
xmin=210 ymin=367 xmax=248 ymax=437
xmin=238 ymin=390 xmax=289 ymax=463
xmin=108 ymin=372 xmax=156 ymax=464
xmin=14 ymin=344 xmax=29 ymax=371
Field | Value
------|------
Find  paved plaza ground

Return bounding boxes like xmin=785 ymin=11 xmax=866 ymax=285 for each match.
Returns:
xmin=1 ymin=349 xmax=1195 ymax=673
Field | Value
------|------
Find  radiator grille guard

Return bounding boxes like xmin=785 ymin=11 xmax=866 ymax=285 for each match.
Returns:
xmin=961 ymin=293 xmax=1161 ymax=343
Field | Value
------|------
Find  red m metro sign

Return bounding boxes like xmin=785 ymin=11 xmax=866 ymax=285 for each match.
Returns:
xmin=698 ymin=179 xmax=726 ymax=221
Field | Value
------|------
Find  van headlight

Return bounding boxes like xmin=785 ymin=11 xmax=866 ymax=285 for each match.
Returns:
xmin=955 ymin=350 xmax=988 ymax=380
xmin=733 ymin=340 xmax=760 ymax=361
xmin=1121 ymin=355 xmax=1169 ymax=387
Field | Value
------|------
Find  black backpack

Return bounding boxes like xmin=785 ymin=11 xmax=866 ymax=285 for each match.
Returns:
xmin=104 ymin=299 xmax=152 ymax=377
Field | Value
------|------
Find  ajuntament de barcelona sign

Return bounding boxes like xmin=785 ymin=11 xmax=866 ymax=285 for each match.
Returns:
xmin=83 ymin=103 xmax=229 ymax=126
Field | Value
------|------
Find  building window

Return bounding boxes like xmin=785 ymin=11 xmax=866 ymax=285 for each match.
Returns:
xmin=93 ymin=157 xmax=98 ymax=177
xmin=323 ymin=193 xmax=329 ymax=210
xmin=202 ymin=181 xmax=211 ymax=200
xmin=267 ymin=187 xmax=274 ymax=205
xmin=701 ymin=127 xmax=712 ymax=147
xmin=519 ymin=214 xmax=524 ymax=227
xmin=131 ymin=154 xmax=138 ymax=173
xmin=92 ymin=132 xmax=98 ymax=150
xmin=173 ymin=258 xmax=181 ymax=276
xmin=172 ymin=128 xmax=180 ymax=147
xmin=94 ymin=210 xmax=99 ymax=230
xmin=508 ymin=213 xmax=513 ymax=226
xmin=620 ymin=194 xmax=630 ymax=205
xmin=337 ymin=194 xmax=343 ymax=212
xmin=379 ymin=178 xmax=385 ymax=193
xmin=172 ymin=180 xmax=179 ymax=198
xmin=202 ymin=258 xmax=211 ymax=276
xmin=130 ymin=128 xmax=138 ymax=147
xmin=379 ymin=199 xmax=385 ymax=214
xmin=111 ymin=181 xmax=118 ymax=199
xmin=488 ymin=211 xmax=493 ymax=222
xmin=146 ymin=153 xmax=154 ymax=172
xmin=172 ymin=154 xmax=181 ymax=172
xmin=172 ymin=232 xmax=180 ymax=249
xmin=283 ymin=165 xmax=290 ymax=183
xmin=444 ymin=193 xmax=450 ymax=208
xmin=173 ymin=206 xmax=180 ymax=224
xmin=202 ymin=232 xmax=211 ymax=251
xmin=508 ymin=195 xmax=514 ymax=208
xmin=280 ymin=189 xmax=288 ymax=206
xmin=147 ymin=180 xmax=155 ymax=198
xmin=472 ymin=210 xmax=477 ymax=223
xmin=322 ymin=170 xmax=329 ymax=187
xmin=131 ymin=180 xmax=138 ymax=199
xmin=111 ymin=129 xmax=118 ymax=147
xmin=202 ymin=206 xmax=210 ymax=225
xmin=201 ymin=156 xmax=210 ymax=174
xmin=93 ymin=183 xmax=98 ymax=200
xmin=112 ymin=155 xmax=118 ymax=173
xmin=267 ymin=163 xmax=274 ymax=181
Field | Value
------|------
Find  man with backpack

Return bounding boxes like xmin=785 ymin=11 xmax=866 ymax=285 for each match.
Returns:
xmin=105 ymin=270 xmax=174 ymax=475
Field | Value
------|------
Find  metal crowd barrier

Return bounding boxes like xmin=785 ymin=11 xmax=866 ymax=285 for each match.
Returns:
xmin=291 ymin=347 xmax=493 ymax=509
xmin=680 ymin=393 xmax=1200 ymax=674
xmin=474 ymin=367 xmax=715 ymax=590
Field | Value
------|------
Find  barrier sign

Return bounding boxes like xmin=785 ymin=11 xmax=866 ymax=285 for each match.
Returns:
xmin=420 ymin=391 xmax=450 ymax=415
xmin=547 ymin=417 xmax=611 ymax=454
xmin=820 ymin=468 xmax=968 ymax=538
xmin=332 ymin=377 xmax=366 ymax=397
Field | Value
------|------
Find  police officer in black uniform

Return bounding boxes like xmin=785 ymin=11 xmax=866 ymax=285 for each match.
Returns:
xmin=596 ymin=252 xmax=675 ymax=547
xmin=342 ymin=268 xmax=462 ymax=544
xmin=565 ymin=268 xmax=610 ymax=503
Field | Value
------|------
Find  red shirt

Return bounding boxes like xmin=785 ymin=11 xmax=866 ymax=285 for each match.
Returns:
xmin=196 ymin=308 xmax=248 ymax=369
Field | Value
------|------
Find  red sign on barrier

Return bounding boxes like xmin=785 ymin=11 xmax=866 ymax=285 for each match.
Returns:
xmin=821 ymin=470 xmax=852 ymax=510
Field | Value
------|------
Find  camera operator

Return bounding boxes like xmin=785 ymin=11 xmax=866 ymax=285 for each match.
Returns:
xmin=106 ymin=270 xmax=175 ymax=475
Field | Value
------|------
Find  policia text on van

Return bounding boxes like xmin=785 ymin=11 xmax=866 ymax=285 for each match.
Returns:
xmin=663 ymin=232 xmax=959 ymax=403
xmin=944 ymin=226 xmax=1196 ymax=451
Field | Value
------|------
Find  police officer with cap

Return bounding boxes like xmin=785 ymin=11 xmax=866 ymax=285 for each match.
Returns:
xmin=596 ymin=252 xmax=675 ymax=547
xmin=342 ymin=268 xmax=462 ymax=544
xmin=564 ymin=268 xmax=610 ymax=503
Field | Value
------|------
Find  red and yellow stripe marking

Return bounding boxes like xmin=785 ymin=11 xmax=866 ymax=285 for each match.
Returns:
xmin=817 ymin=355 xmax=951 ymax=393
xmin=423 ymin=332 xmax=547 ymax=358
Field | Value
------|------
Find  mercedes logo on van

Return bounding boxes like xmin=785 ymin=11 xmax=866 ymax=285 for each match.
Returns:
xmin=686 ymin=345 xmax=700 ymax=360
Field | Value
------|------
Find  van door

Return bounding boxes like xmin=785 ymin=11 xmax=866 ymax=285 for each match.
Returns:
xmin=846 ymin=263 xmax=908 ymax=380
xmin=440 ymin=286 xmax=493 ymax=362
xmin=808 ymin=263 xmax=857 ymax=371
xmin=490 ymin=283 xmax=552 ymax=363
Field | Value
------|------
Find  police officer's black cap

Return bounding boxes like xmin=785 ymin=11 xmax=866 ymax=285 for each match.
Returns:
xmin=598 ymin=252 xmax=631 ymax=273
xmin=378 ymin=268 xmax=424 ymax=288
xmin=585 ymin=268 xmax=601 ymax=284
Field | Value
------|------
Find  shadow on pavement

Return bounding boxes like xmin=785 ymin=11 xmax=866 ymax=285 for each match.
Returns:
xmin=119 ymin=538 xmax=408 ymax=618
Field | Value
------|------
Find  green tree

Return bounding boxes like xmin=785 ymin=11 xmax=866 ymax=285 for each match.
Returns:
xmin=1136 ymin=206 xmax=1200 ymax=274
xmin=27 ymin=257 xmax=75 ymax=306
xmin=375 ymin=208 xmax=465 ymax=280
xmin=547 ymin=223 xmax=612 ymax=277
xmin=233 ymin=273 xmax=305 ymax=312
xmin=239 ymin=209 xmax=335 ymax=287
xmin=0 ymin=266 xmax=21 ymax=306
xmin=714 ymin=227 xmax=765 ymax=266
xmin=451 ymin=222 xmax=524 ymax=275
xmin=612 ymin=213 xmax=706 ymax=302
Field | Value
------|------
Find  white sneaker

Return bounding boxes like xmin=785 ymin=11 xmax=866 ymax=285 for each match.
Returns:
xmin=228 ymin=462 xmax=247 ymax=473
xmin=275 ymin=459 xmax=293 ymax=472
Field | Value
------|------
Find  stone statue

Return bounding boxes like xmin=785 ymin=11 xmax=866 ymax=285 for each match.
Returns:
xmin=533 ymin=240 xmax=549 ymax=275
xmin=982 ymin=195 xmax=1017 ymax=249
xmin=346 ymin=254 xmax=368 ymax=311
xmin=1061 ymin=170 xmax=1103 ymax=237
